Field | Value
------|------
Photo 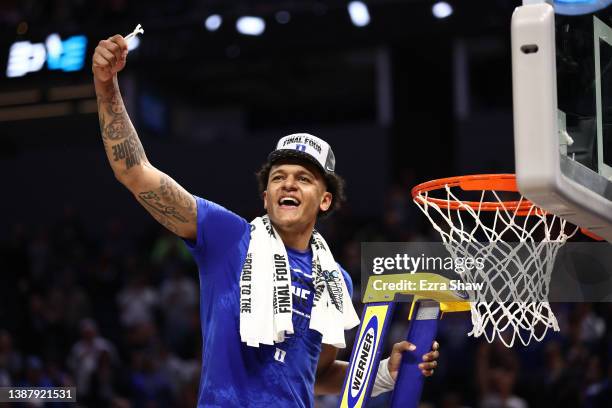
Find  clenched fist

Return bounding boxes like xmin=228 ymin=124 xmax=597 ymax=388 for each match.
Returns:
xmin=92 ymin=35 xmax=128 ymax=83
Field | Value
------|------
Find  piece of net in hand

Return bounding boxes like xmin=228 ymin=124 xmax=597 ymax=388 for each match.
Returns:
xmin=411 ymin=174 xmax=577 ymax=347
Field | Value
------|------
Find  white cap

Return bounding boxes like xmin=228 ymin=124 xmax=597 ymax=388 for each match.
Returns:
xmin=268 ymin=133 xmax=336 ymax=174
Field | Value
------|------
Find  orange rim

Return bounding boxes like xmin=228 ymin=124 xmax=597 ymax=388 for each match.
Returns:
xmin=411 ymin=174 xmax=541 ymax=214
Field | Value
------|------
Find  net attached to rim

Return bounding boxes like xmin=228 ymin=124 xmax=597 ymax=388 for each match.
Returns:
xmin=412 ymin=174 xmax=577 ymax=347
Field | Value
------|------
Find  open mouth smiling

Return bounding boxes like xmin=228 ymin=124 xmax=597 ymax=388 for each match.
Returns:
xmin=279 ymin=197 xmax=301 ymax=209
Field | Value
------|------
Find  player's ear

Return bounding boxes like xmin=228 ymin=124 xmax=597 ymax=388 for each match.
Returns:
xmin=263 ymin=190 xmax=268 ymax=210
xmin=320 ymin=192 xmax=332 ymax=212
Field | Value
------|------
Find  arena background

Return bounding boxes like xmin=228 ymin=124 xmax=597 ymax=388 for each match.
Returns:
xmin=0 ymin=1 xmax=609 ymax=407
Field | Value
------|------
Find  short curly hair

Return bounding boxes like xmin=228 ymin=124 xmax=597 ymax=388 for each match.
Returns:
xmin=256 ymin=158 xmax=346 ymax=218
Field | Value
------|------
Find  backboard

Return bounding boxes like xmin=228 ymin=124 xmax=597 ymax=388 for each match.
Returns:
xmin=512 ymin=0 xmax=612 ymax=241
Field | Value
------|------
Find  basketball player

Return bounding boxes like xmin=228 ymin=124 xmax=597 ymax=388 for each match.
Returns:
xmin=92 ymin=34 xmax=439 ymax=407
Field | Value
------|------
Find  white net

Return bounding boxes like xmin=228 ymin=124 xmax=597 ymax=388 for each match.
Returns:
xmin=414 ymin=181 xmax=577 ymax=347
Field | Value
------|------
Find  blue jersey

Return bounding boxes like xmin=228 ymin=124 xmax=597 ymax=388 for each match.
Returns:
xmin=183 ymin=197 xmax=353 ymax=408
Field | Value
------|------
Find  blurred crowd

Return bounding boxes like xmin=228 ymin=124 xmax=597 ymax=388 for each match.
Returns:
xmin=0 ymin=181 xmax=611 ymax=408
xmin=1 ymin=205 xmax=202 ymax=408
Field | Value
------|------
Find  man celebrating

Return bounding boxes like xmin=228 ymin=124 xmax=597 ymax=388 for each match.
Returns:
xmin=92 ymin=34 xmax=438 ymax=407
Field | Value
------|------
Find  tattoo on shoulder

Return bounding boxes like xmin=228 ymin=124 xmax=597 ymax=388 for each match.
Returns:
xmin=138 ymin=191 xmax=188 ymax=223
xmin=159 ymin=175 xmax=195 ymax=215
xmin=137 ymin=175 xmax=196 ymax=233
xmin=137 ymin=194 xmax=180 ymax=234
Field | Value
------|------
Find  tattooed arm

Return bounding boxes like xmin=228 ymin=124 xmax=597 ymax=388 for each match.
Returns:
xmin=93 ymin=35 xmax=196 ymax=239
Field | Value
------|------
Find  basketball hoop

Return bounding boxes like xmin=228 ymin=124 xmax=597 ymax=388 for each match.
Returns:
xmin=411 ymin=174 xmax=577 ymax=347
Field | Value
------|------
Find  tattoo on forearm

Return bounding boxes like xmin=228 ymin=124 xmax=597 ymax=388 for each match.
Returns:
xmin=103 ymin=95 xmax=131 ymax=141
xmin=96 ymin=81 xmax=147 ymax=172
xmin=96 ymin=82 xmax=194 ymax=236
xmin=104 ymin=119 xmax=131 ymax=141
xmin=111 ymin=131 xmax=146 ymax=169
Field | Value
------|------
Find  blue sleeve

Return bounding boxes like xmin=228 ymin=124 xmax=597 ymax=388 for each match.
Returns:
xmin=338 ymin=264 xmax=354 ymax=298
xmin=183 ymin=196 xmax=249 ymax=257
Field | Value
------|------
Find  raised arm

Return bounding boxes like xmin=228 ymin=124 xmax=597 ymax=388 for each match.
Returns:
xmin=93 ymin=34 xmax=196 ymax=239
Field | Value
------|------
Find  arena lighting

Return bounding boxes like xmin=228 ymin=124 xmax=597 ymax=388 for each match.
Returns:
xmin=6 ymin=33 xmax=87 ymax=78
xmin=45 ymin=34 xmax=63 ymax=60
xmin=432 ymin=2 xmax=453 ymax=19
xmin=553 ymin=0 xmax=612 ymax=15
xmin=205 ymin=14 xmax=222 ymax=31
xmin=348 ymin=1 xmax=370 ymax=27
xmin=236 ymin=16 xmax=266 ymax=36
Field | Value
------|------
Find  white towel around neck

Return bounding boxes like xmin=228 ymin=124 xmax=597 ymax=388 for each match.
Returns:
xmin=239 ymin=215 xmax=360 ymax=348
